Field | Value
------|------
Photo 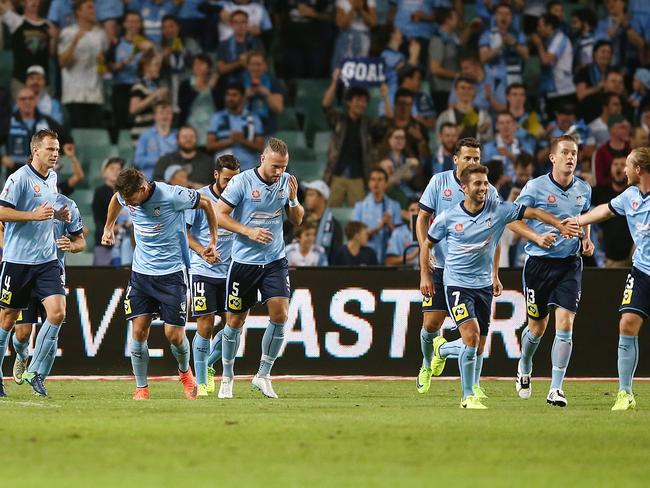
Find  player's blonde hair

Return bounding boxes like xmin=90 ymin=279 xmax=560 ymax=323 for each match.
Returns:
xmin=630 ymin=147 xmax=650 ymax=173
xmin=265 ymin=137 xmax=288 ymax=157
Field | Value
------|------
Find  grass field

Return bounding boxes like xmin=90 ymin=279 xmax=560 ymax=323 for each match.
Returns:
xmin=1 ymin=379 xmax=649 ymax=487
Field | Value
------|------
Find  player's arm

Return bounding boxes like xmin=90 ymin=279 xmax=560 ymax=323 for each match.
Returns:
xmin=214 ymin=199 xmax=272 ymax=244
xmin=570 ymin=203 xmax=616 ymax=226
xmin=415 ymin=208 xmax=433 ymax=259
xmin=286 ymin=175 xmax=304 ymax=226
xmin=56 ymin=232 xmax=86 ymax=253
xmin=522 ymin=207 xmax=581 ymax=238
xmin=420 ymin=236 xmax=436 ymax=296
xmin=101 ymin=193 xmax=123 ymax=246
xmin=196 ymin=193 xmax=219 ymax=255
xmin=186 ymin=224 xmax=218 ymax=265
xmin=492 ymin=243 xmax=503 ymax=297
xmin=506 ymin=220 xmax=557 ymax=249
xmin=0 ymin=203 xmax=55 ymax=222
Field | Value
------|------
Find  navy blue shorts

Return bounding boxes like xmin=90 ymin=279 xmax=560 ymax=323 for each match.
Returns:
xmin=16 ymin=297 xmax=44 ymax=325
xmin=190 ymin=274 xmax=227 ymax=317
xmin=523 ymin=255 xmax=582 ymax=319
xmin=620 ymin=267 xmax=650 ymax=320
xmin=0 ymin=260 xmax=65 ymax=310
xmin=124 ymin=271 xmax=188 ymax=327
xmin=422 ymin=268 xmax=447 ymax=313
xmin=226 ymin=258 xmax=290 ymax=314
xmin=444 ymin=285 xmax=493 ymax=336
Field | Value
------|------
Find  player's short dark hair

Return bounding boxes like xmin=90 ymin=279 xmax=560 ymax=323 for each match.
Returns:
xmin=225 ymin=82 xmax=245 ymax=95
xmin=115 ymin=168 xmax=147 ymax=198
xmin=630 ymin=147 xmax=650 ymax=173
xmin=215 ymin=154 xmax=241 ymax=172
xmin=459 ymin=163 xmax=488 ymax=186
xmin=345 ymin=221 xmax=367 ymax=240
xmin=550 ymin=134 xmax=579 ymax=154
xmin=30 ymin=129 xmax=58 ymax=153
xmin=454 ymin=137 xmax=481 ymax=157
xmin=540 ymin=13 xmax=560 ymax=30
xmin=369 ymin=167 xmax=389 ymax=181
xmin=295 ymin=221 xmax=317 ymax=238
xmin=506 ymin=83 xmax=525 ymax=95
xmin=266 ymin=137 xmax=288 ymax=157
xmin=345 ymin=86 xmax=370 ymax=102
xmin=394 ymin=87 xmax=415 ymax=104
xmin=439 ymin=121 xmax=457 ymax=134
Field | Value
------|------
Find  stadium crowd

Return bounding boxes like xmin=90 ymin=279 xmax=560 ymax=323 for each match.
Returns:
xmin=0 ymin=0 xmax=649 ymax=267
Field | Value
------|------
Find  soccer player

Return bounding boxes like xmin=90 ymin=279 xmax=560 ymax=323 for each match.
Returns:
xmin=102 ymin=168 xmax=218 ymax=400
xmin=11 ymin=194 xmax=85 ymax=386
xmin=186 ymin=154 xmax=240 ymax=397
xmin=511 ymin=134 xmax=594 ymax=407
xmin=214 ymin=138 xmax=304 ymax=399
xmin=422 ymin=164 xmax=577 ymax=409
xmin=564 ymin=148 xmax=650 ymax=411
xmin=0 ymin=129 xmax=71 ymax=398
xmin=415 ymin=137 xmax=554 ymax=397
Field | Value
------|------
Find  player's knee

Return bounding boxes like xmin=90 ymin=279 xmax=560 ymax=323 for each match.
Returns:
xmin=14 ymin=325 xmax=31 ymax=342
xmin=423 ymin=312 xmax=444 ymax=332
xmin=164 ymin=326 xmax=184 ymax=345
xmin=619 ymin=314 xmax=642 ymax=336
xmin=48 ymin=309 xmax=66 ymax=325
xmin=269 ymin=312 xmax=288 ymax=324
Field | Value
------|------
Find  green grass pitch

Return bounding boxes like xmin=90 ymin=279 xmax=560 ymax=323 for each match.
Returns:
xmin=1 ymin=379 xmax=649 ymax=487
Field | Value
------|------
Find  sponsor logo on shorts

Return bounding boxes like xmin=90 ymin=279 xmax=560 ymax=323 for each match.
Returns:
xmin=193 ymin=296 xmax=207 ymax=312
xmin=527 ymin=303 xmax=539 ymax=318
xmin=452 ymin=303 xmax=469 ymax=321
xmin=180 ymin=301 xmax=187 ymax=313
xmin=123 ymin=299 xmax=132 ymax=315
xmin=228 ymin=294 xmax=242 ymax=311
xmin=422 ymin=296 xmax=433 ymax=308
xmin=0 ymin=289 xmax=12 ymax=304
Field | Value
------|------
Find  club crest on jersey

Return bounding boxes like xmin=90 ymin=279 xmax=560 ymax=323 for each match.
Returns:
xmin=576 ymin=195 xmax=583 ymax=206
xmin=251 ymin=189 xmax=261 ymax=202
xmin=153 ymin=207 xmax=161 ymax=217
xmin=33 ymin=184 xmax=41 ymax=196
xmin=443 ymin=188 xmax=452 ymax=199
xmin=485 ymin=218 xmax=493 ymax=228
xmin=547 ymin=195 xmax=557 ymax=204
xmin=632 ymin=200 xmax=639 ymax=210
xmin=454 ymin=223 xmax=464 ymax=233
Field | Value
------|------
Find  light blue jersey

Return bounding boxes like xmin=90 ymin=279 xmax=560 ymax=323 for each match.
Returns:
xmin=419 ymin=169 xmax=500 ymax=269
xmin=609 ymin=186 xmax=650 ymax=276
xmin=117 ymin=182 xmax=200 ymax=276
xmin=220 ymin=168 xmax=290 ymax=266
xmin=516 ymin=173 xmax=591 ymax=258
xmin=386 ymin=224 xmax=417 ymax=265
xmin=53 ymin=194 xmax=83 ymax=270
xmin=428 ymin=199 xmax=525 ymax=288
xmin=0 ymin=164 xmax=59 ymax=265
xmin=352 ymin=193 xmax=402 ymax=263
xmin=186 ymin=185 xmax=233 ymax=279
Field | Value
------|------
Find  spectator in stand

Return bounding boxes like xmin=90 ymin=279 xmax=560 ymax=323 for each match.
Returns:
xmin=588 ymin=92 xmax=623 ymax=147
xmin=428 ymin=7 xmax=461 ymax=114
xmin=593 ymin=113 xmax=631 ymax=187
xmin=301 ymin=180 xmax=343 ymax=264
xmin=570 ymin=7 xmax=597 ymax=70
xmin=377 ymin=126 xmax=420 ymax=203
xmin=631 ymin=125 xmax=649 ymax=149
xmin=575 ymin=41 xmax=614 ymax=120
xmin=506 ymin=83 xmax=544 ymax=144
xmin=594 ymin=0 xmax=638 ymax=69
xmin=385 ymin=198 xmax=419 ymax=266
xmin=178 ymin=54 xmax=218 ymax=147
xmin=134 ymin=101 xmax=178 ymax=179
xmin=58 ymin=0 xmax=108 ymax=128
xmin=47 ymin=0 xmax=75 ymax=41
xmin=129 ymin=49 xmax=168 ymax=143
xmin=0 ymin=0 xmax=52 ymax=97
xmin=387 ymin=0 xmax=436 ymax=68
xmin=206 ymin=83 xmax=265 ymax=171
xmin=164 ymin=164 xmax=190 ymax=187
xmin=331 ymin=0 xmax=377 ymax=69
xmin=543 ymin=103 xmax=595 ymax=175
xmin=352 ymin=167 xmax=402 ymax=263
xmin=218 ymin=0 xmax=273 ymax=45
xmin=127 ymin=0 xmax=179 ymax=45
xmin=153 ymin=125 xmax=214 ymax=187
xmin=216 ymin=9 xmax=264 ymax=107
xmin=1 ymin=87 xmax=71 ymax=175
xmin=431 ymin=122 xmax=457 ymax=175
xmin=479 ymin=2 xmax=528 ymax=89
xmin=243 ymin=50 xmax=286 ymax=136
xmin=436 ymin=76 xmax=493 ymax=144
xmin=178 ymin=0 xmax=207 ymax=49
xmin=545 ymin=0 xmax=569 ymax=35
xmin=629 ymin=68 xmax=650 ymax=123
xmin=107 ymin=12 xmax=154 ymax=136
xmin=321 ymin=69 xmax=389 ymax=207
xmin=92 ymin=157 xmax=124 ymax=265
xmin=531 ymin=13 xmax=576 ymax=119
xmin=592 ymin=156 xmax=634 ymax=268
xmin=332 ymin=221 xmax=378 ymax=266
xmin=285 ymin=222 xmax=328 ymax=267
xmin=95 ymin=0 xmax=124 ymax=45
xmin=395 ymin=65 xmax=435 ymax=130
xmin=24 ymin=65 xmax=63 ymax=124
xmin=56 ymin=143 xmax=85 ymax=196
xmin=497 ymin=151 xmax=535 ymax=202
xmin=384 ymin=88 xmax=431 ymax=167
xmin=482 ymin=111 xmax=535 ymax=182
xmin=448 ymin=54 xmax=506 ymax=115
xmin=380 ymin=26 xmax=419 ymax=107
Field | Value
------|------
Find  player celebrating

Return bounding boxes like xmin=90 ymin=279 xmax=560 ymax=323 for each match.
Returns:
xmin=564 ymin=148 xmax=650 ymax=411
xmin=215 ymin=138 xmax=304 ymax=399
xmin=187 ymin=154 xmax=240 ymax=397
xmin=0 ymin=129 xmax=71 ymax=398
xmin=511 ymin=135 xmax=593 ymax=407
xmin=102 ymin=168 xmax=218 ymax=400
xmin=422 ymin=164 xmax=578 ymax=409
xmin=11 ymin=194 xmax=85 ymax=386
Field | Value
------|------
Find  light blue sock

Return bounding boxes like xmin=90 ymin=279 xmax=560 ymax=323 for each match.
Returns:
xmin=222 ymin=325 xmax=242 ymax=379
xmin=550 ymin=330 xmax=573 ymax=390
xmin=459 ymin=344 xmax=477 ymax=400
xmin=207 ymin=329 xmax=224 ymax=367
xmin=257 ymin=321 xmax=285 ymax=377
xmin=440 ymin=338 xmax=462 ymax=359
xmin=420 ymin=328 xmax=439 ymax=368
xmin=618 ymin=335 xmax=639 ymax=394
xmin=130 ymin=340 xmax=149 ymax=387
xmin=0 ymin=328 xmax=10 ymax=380
xmin=474 ymin=353 xmax=484 ymax=386
xmin=519 ymin=326 xmax=542 ymax=375
xmin=40 ymin=338 xmax=58 ymax=378
xmin=12 ymin=333 xmax=29 ymax=361
xmin=171 ymin=336 xmax=191 ymax=373
xmin=192 ymin=333 xmax=210 ymax=385
xmin=27 ymin=321 xmax=60 ymax=374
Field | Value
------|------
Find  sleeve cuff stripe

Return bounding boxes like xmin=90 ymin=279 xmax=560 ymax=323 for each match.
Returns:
xmin=220 ymin=196 xmax=236 ymax=208
xmin=516 ymin=205 xmax=527 ymax=221
xmin=419 ymin=202 xmax=434 ymax=214
xmin=427 ymin=235 xmax=440 ymax=244
xmin=0 ymin=200 xmax=15 ymax=209
xmin=608 ymin=202 xmax=623 ymax=217
xmin=69 ymin=228 xmax=83 ymax=236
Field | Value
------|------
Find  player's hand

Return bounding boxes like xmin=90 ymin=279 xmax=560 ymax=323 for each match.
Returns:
xmin=492 ymin=275 xmax=503 ymax=297
xmin=201 ymin=246 xmax=220 ymax=265
xmin=32 ymin=203 xmax=54 ymax=221
xmin=557 ymin=218 xmax=581 ymax=238
xmin=56 ymin=236 xmax=73 ymax=252
xmin=581 ymin=237 xmax=595 ymax=257
xmin=534 ymin=232 xmax=556 ymax=249
xmin=101 ymin=227 xmax=115 ymax=246
xmin=246 ymin=227 xmax=273 ymax=244
xmin=420 ymin=273 xmax=435 ymax=297
xmin=54 ymin=204 xmax=71 ymax=223
xmin=288 ymin=175 xmax=298 ymax=200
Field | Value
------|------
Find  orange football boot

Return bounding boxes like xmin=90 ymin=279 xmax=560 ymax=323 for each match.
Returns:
xmin=179 ymin=369 xmax=197 ymax=400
